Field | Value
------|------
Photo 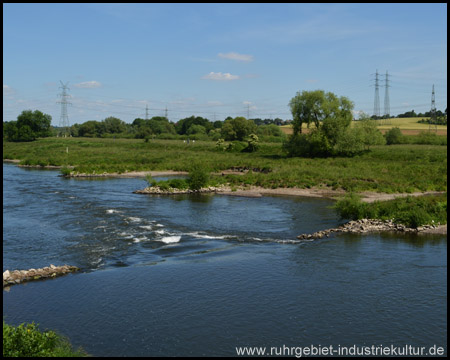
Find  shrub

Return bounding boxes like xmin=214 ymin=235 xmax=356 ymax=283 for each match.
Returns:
xmin=3 ymin=321 xmax=88 ymax=357
xmin=188 ymin=163 xmax=210 ymax=190
xmin=168 ymin=178 xmax=189 ymax=190
xmin=243 ymin=134 xmax=259 ymax=152
xmin=60 ymin=166 xmax=72 ymax=176
xmin=385 ymin=127 xmax=403 ymax=145
xmin=335 ymin=127 xmax=365 ymax=156
xmin=145 ymin=175 xmax=157 ymax=187
xmin=334 ymin=193 xmax=370 ymax=220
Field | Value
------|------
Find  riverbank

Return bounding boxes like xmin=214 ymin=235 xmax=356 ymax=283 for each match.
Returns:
xmin=296 ymin=219 xmax=447 ymax=240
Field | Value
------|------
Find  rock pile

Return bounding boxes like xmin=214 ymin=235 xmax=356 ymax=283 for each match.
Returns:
xmin=134 ymin=185 xmax=228 ymax=195
xmin=297 ymin=219 xmax=440 ymax=240
xmin=3 ymin=264 xmax=79 ymax=288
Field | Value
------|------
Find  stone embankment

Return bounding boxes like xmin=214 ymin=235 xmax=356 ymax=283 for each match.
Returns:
xmin=297 ymin=219 xmax=444 ymax=240
xmin=3 ymin=264 xmax=79 ymax=288
xmin=133 ymin=185 xmax=228 ymax=195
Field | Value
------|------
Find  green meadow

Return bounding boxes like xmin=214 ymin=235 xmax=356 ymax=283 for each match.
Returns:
xmin=3 ymin=136 xmax=447 ymax=194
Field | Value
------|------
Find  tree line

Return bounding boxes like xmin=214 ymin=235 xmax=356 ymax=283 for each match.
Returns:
xmin=3 ymin=112 xmax=286 ymax=142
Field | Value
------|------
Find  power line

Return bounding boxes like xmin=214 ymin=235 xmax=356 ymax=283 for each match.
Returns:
xmin=429 ymin=84 xmax=437 ymax=132
xmin=372 ymin=70 xmax=381 ymax=118
xmin=383 ymin=70 xmax=391 ymax=123
xmin=57 ymin=81 xmax=71 ymax=136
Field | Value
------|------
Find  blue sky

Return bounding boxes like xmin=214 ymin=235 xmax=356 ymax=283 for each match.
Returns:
xmin=3 ymin=3 xmax=447 ymax=126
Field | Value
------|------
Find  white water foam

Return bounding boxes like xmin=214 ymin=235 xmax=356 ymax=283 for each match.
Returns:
xmin=126 ymin=217 xmax=142 ymax=222
xmin=119 ymin=232 xmax=134 ymax=239
xmin=106 ymin=209 xmax=121 ymax=214
xmin=187 ymin=232 xmax=232 ymax=240
xmin=155 ymin=229 xmax=166 ymax=235
xmin=158 ymin=236 xmax=181 ymax=244
xmin=139 ymin=225 xmax=153 ymax=230
xmin=133 ymin=236 xmax=148 ymax=243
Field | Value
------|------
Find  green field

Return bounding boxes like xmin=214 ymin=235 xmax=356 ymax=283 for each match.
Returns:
xmin=3 ymin=137 xmax=447 ymax=194
xmin=281 ymin=117 xmax=447 ymax=135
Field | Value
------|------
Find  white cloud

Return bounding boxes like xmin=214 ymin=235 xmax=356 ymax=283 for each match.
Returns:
xmin=3 ymin=84 xmax=14 ymax=96
xmin=201 ymin=72 xmax=240 ymax=81
xmin=218 ymin=52 xmax=254 ymax=62
xmin=74 ymin=81 xmax=102 ymax=88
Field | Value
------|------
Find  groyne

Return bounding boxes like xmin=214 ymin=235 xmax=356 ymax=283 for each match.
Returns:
xmin=297 ymin=219 xmax=445 ymax=240
xmin=3 ymin=264 xmax=79 ymax=288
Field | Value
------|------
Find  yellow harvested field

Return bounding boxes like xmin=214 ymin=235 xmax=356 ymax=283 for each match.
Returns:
xmin=280 ymin=117 xmax=447 ymax=136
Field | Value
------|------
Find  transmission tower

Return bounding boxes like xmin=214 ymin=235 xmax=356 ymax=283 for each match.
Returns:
xmin=373 ymin=70 xmax=381 ymax=120
xmin=383 ymin=71 xmax=391 ymax=124
xmin=429 ymin=84 xmax=437 ymax=132
xmin=164 ymin=106 xmax=168 ymax=120
xmin=145 ymin=104 xmax=149 ymax=120
xmin=57 ymin=81 xmax=71 ymax=137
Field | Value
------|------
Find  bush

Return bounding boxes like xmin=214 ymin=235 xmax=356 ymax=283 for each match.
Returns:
xmin=187 ymin=163 xmax=210 ymax=190
xmin=145 ymin=175 xmax=157 ymax=187
xmin=243 ymin=134 xmax=259 ymax=152
xmin=3 ymin=321 xmax=88 ymax=357
xmin=385 ymin=127 xmax=404 ymax=145
xmin=335 ymin=127 xmax=365 ymax=156
xmin=334 ymin=193 xmax=370 ymax=220
xmin=168 ymin=178 xmax=189 ymax=190
xmin=283 ymin=130 xmax=332 ymax=157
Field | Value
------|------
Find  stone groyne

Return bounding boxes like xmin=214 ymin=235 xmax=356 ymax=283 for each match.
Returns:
xmin=133 ymin=185 xmax=228 ymax=195
xmin=297 ymin=219 xmax=444 ymax=240
xmin=3 ymin=264 xmax=79 ymax=288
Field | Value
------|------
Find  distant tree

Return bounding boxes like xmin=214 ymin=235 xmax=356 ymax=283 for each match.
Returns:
xmin=355 ymin=116 xmax=386 ymax=150
xmin=220 ymin=116 xmax=257 ymax=141
xmin=176 ymin=116 xmax=211 ymax=135
xmin=3 ymin=121 xmax=19 ymax=141
xmin=78 ymin=120 xmax=103 ymax=137
xmin=16 ymin=109 xmax=52 ymax=138
xmin=186 ymin=124 xmax=206 ymax=135
xmin=385 ymin=127 xmax=404 ymax=145
xmin=4 ymin=110 xmax=52 ymax=141
xmin=213 ymin=120 xmax=223 ymax=129
xmin=103 ymin=116 xmax=127 ymax=134
xmin=256 ymin=124 xmax=284 ymax=137
xmin=285 ymin=90 xmax=354 ymax=157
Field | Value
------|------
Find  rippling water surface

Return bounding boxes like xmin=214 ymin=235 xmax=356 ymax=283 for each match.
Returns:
xmin=3 ymin=163 xmax=447 ymax=356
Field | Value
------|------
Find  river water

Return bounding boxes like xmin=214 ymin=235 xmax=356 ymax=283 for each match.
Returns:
xmin=2 ymin=163 xmax=447 ymax=356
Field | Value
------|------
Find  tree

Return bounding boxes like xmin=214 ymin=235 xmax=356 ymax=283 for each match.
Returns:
xmin=175 ymin=116 xmax=211 ymax=135
xmin=16 ymin=110 xmax=52 ymax=138
xmin=4 ymin=110 xmax=52 ymax=142
xmin=103 ymin=117 xmax=127 ymax=134
xmin=186 ymin=124 xmax=206 ymax=135
xmin=385 ymin=127 xmax=404 ymax=145
xmin=354 ymin=116 xmax=386 ymax=150
xmin=285 ymin=90 xmax=354 ymax=157
xmin=220 ymin=116 xmax=257 ymax=141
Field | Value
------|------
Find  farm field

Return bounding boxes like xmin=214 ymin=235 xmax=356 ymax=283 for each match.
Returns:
xmin=281 ymin=117 xmax=447 ymax=135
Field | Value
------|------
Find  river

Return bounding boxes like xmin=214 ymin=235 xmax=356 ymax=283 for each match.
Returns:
xmin=2 ymin=163 xmax=447 ymax=356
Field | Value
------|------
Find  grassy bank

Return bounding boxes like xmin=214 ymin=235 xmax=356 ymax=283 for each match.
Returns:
xmin=334 ymin=193 xmax=447 ymax=228
xmin=3 ymin=321 xmax=89 ymax=357
xmin=3 ymin=137 xmax=447 ymax=194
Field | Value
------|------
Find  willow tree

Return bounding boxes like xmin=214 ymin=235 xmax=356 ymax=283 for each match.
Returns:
xmin=285 ymin=90 xmax=354 ymax=157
